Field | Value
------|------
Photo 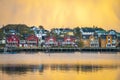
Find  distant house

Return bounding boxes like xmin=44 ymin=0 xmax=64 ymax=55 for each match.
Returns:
xmin=80 ymin=28 xmax=95 ymax=36
xmin=6 ymin=35 xmax=19 ymax=47
xmin=45 ymin=36 xmax=58 ymax=47
xmin=81 ymin=35 xmax=90 ymax=48
xmin=89 ymin=33 xmax=99 ymax=48
xmin=100 ymin=34 xmax=117 ymax=48
xmin=62 ymin=36 xmax=75 ymax=46
xmin=26 ymin=35 xmax=38 ymax=47
xmin=107 ymin=30 xmax=117 ymax=35
xmin=105 ymin=35 xmax=117 ymax=48
xmin=33 ymin=27 xmax=48 ymax=46
xmin=51 ymin=28 xmax=64 ymax=35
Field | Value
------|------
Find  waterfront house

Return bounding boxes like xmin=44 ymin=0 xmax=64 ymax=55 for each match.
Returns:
xmin=26 ymin=35 xmax=38 ymax=47
xmin=45 ymin=36 xmax=58 ymax=47
xmin=35 ymin=29 xmax=48 ymax=45
xmin=6 ymin=35 xmax=19 ymax=48
xmin=89 ymin=33 xmax=99 ymax=48
xmin=80 ymin=28 xmax=96 ymax=48
xmin=100 ymin=34 xmax=117 ymax=48
xmin=51 ymin=28 xmax=64 ymax=35
xmin=106 ymin=35 xmax=117 ymax=48
xmin=32 ymin=27 xmax=48 ymax=46
xmin=62 ymin=36 xmax=76 ymax=46
xmin=81 ymin=35 xmax=90 ymax=48
xmin=106 ymin=35 xmax=112 ymax=48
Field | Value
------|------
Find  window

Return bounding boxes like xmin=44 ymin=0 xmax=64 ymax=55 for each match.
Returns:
xmin=83 ymin=36 xmax=86 ymax=39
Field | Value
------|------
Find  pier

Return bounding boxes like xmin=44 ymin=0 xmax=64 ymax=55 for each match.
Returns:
xmin=0 ymin=47 xmax=120 ymax=53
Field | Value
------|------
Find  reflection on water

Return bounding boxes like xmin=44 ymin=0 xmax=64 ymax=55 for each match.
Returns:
xmin=0 ymin=64 xmax=120 ymax=80
xmin=0 ymin=52 xmax=120 ymax=80
xmin=0 ymin=64 xmax=119 ymax=74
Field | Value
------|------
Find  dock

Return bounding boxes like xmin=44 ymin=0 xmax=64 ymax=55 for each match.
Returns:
xmin=0 ymin=47 xmax=120 ymax=53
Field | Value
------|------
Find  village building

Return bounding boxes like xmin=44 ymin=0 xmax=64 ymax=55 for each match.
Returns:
xmin=62 ymin=36 xmax=76 ymax=46
xmin=89 ymin=33 xmax=99 ymax=48
xmin=31 ymin=26 xmax=48 ymax=46
xmin=26 ymin=35 xmax=38 ymax=47
xmin=81 ymin=35 xmax=90 ymax=48
xmin=45 ymin=36 xmax=58 ymax=47
xmin=100 ymin=34 xmax=117 ymax=48
xmin=51 ymin=28 xmax=64 ymax=35
xmin=80 ymin=28 xmax=95 ymax=36
xmin=6 ymin=35 xmax=19 ymax=48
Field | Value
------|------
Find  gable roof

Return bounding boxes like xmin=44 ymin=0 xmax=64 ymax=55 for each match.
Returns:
xmin=81 ymin=28 xmax=95 ymax=32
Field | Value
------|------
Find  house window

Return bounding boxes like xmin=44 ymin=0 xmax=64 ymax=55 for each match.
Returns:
xmin=107 ymin=44 xmax=111 ymax=47
xmin=83 ymin=36 xmax=86 ymax=39
xmin=108 ymin=37 xmax=110 ymax=39
xmin=108 ymin=40 xmax=110 ymax=43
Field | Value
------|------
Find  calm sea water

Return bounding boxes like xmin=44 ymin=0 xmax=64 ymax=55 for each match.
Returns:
xmin=0 ymin=52 xmax=120 ymax=80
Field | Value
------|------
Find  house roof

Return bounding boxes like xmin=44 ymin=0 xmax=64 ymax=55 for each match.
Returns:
xmin=111 ymin=35 xmax=117 ymax=39
xmin=82 ymin=35 xmax=90 ymax=39
xmin=100 ymin=35 xmax=107 ymax=39
xmin=107 ymin=30 xmax=117 ymax=35
xmin=81 ymin=28 xmax=95 ymax=32
xmin=100 ymin=35 xmax=117 ymax=39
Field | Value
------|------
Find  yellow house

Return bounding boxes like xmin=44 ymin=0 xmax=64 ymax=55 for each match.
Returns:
xmin=89 ymin=34 xmax=99 ymax=48
xmin=81 ymin=35 xmax=90 ymax=48
xmin=66 ymin=31 xmax=74 ymax=36
xmin=100 ymin=35 xmax=117 ymax=48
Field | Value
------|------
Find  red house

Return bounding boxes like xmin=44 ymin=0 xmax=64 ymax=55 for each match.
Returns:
xmin=26 ymin=35 xmax=38 ymax=47
xmin=45 ymin=36 xmax=58 ymax=47
xmin=62 ymin=36 xmax=75 ymax=45
xmin=6 ymin=35 xmax=19 ymax=47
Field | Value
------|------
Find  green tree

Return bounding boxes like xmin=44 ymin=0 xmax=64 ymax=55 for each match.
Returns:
xmin=76 ymin=41 xmax=84 ymax=48
xmin=39 ymin=25 xmax=44 ymax=29
xmin=73 ymin=27 xmax=81 ymax=37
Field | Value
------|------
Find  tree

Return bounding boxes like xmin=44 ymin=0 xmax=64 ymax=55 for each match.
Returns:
xmin=76 ymin=41 xmax=84 ymax=48
xmin=39 ymin=25 xmax=44 ymax=29
xmin=73 ymin=27 xmax=81 ymax=37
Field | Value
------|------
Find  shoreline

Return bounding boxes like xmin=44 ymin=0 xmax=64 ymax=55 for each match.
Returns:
xmin=0 ymin=47 xmax=120 ymax=53
xmin=0 ymin=53 xmax=120 ymax=65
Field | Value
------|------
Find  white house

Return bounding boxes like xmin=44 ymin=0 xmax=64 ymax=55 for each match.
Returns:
xmin=31 ymin=27 xmax=48 ymax=46
xmin=80 ymin=28 xmax=95 ymax=35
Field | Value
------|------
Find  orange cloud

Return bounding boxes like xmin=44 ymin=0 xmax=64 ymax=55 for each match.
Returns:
xmin=0 ymin=0 xmax=120 ymax=31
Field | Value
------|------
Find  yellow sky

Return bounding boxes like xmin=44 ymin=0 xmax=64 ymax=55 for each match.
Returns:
xmin=0 ymin=0 xmax=120 ymax=31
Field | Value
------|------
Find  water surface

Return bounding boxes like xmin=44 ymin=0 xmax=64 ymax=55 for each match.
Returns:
xmin=0 ymin=52 xmax=120 ymax=80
